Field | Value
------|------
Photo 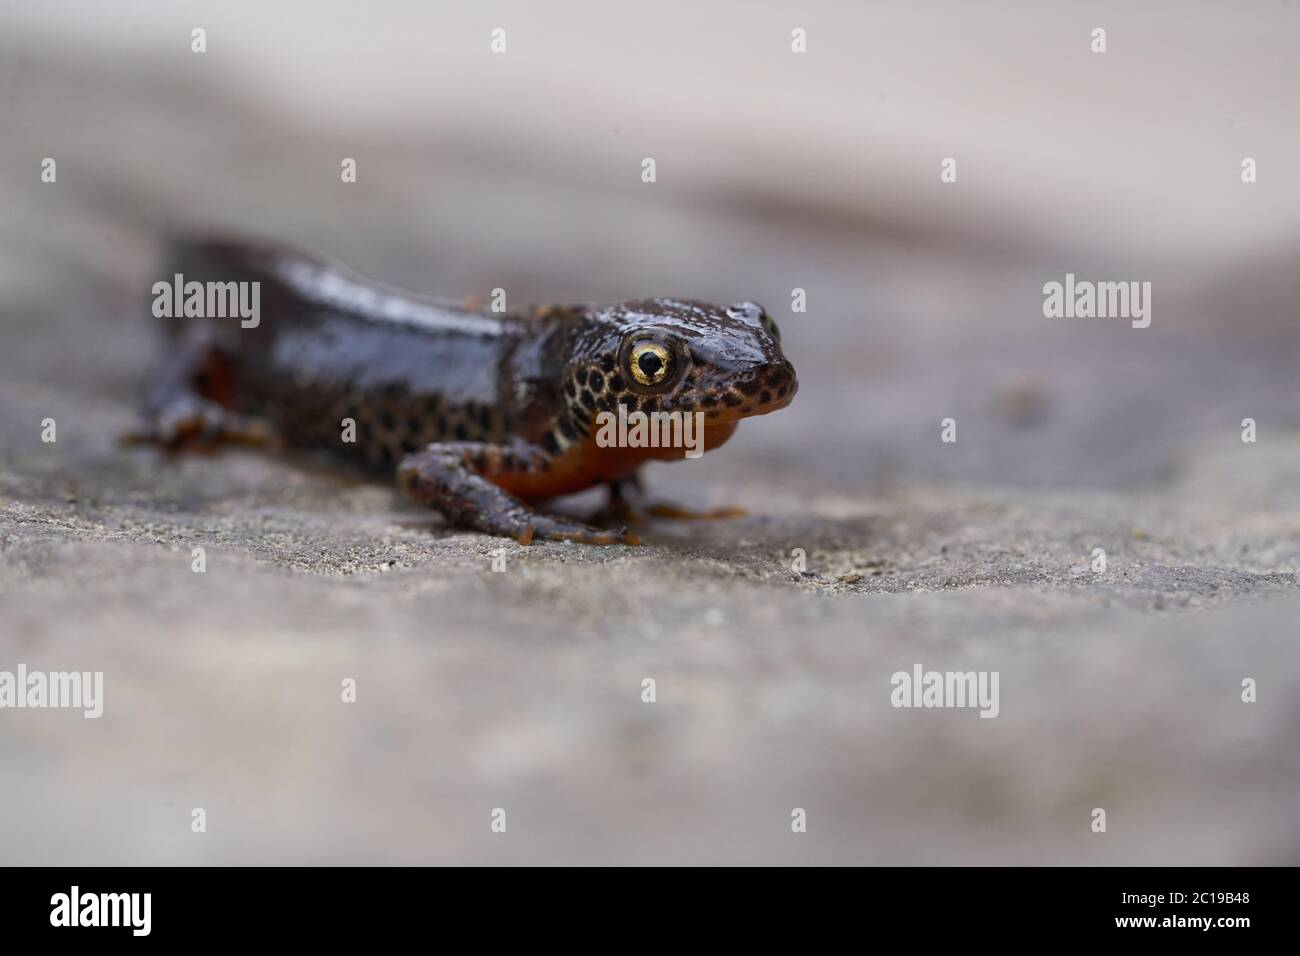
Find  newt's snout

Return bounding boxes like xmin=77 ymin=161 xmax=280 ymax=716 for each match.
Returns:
xmin=684 ymin=302 xmax=797 ymax=421
xmin=740 ymin=357 xmax=798 ymax=416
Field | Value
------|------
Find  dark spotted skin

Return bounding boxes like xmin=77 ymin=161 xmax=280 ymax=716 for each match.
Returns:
xmin=135 ymin=238 xmax=798 ymax=544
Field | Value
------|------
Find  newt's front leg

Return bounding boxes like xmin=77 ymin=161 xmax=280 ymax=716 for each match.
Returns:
xmin=397 ymin=442 xmax=638 ymax=546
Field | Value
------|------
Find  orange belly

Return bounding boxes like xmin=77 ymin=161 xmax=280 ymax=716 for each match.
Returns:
xmin=495 ymin=420 xmax=739 ymax=501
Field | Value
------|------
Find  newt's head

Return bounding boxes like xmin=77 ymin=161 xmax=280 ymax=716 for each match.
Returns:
xmin=565 ymin=298 xmax=798 ymax=427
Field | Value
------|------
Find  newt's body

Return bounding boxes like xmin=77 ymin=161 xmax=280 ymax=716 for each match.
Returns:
xmin=136 ymin=238 xmax=797 ymax=543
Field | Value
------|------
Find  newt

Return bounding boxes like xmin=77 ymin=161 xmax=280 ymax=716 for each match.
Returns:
xmin=131 ymin=238 xmax=798 ymax=544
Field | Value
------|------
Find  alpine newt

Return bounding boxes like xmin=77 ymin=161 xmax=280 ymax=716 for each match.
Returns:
xmin=133 ymin=238 xmax=798 ymax=544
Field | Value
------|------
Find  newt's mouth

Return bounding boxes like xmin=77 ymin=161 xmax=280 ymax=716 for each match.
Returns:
xmin=751 ymin=378 xmax=798 ymax=415
xmin=703 ymin=361 xmax=798 ymax=422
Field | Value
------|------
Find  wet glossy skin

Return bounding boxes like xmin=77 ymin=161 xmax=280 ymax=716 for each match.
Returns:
xmin=508 ymin=297 xmax=797 ymax=496
xmin=139 ymin=239 xmax=798 ymax=544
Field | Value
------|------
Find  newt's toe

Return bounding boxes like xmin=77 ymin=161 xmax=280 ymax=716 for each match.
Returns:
xmin=522 ymin=515 xmax=639 ymax=546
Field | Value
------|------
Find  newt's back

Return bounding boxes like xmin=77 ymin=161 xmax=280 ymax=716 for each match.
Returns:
xmin=155 ymin=239 xmax=527 ymax=472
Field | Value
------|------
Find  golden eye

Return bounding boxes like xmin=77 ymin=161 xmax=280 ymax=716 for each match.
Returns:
xmin=629 ymin=342 xmax=672 ymax=386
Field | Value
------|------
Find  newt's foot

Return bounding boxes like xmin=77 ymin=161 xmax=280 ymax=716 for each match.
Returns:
xmin=643 ymin=502 xmax=746 ymax=521
xmin=121 ymin=397 xmax=276 ymax=451
xmin=398 ymin=442 xmax=639 ymax=546
xmin=512 ymin=514 xmax=640 ymax=546
xmin=594 ymin=480 xmax=744 ymax=525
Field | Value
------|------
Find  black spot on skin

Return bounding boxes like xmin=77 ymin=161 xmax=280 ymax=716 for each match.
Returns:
xmin=478 ymin=406 xmax=492 ymax=432
xmin=589 ymin=371 xmax=604 ymax=391
xmin=564 ymin=379 xmax=577 ymax=398
xmin=454 ymin=423 xmax=468 ymax=441
xmin=723 ymin=393 xmax=743 ymax=408
xmin=760 ymin=390 xmax=772 ymax=404
xmin=380 ymin=411 xmax=397 ymax=431
xmin=407 ymin=416 xmax=422 ymax=434
xmin=576 ymin=368 xmax=589 ymax=387
xmin=738 ymin=377 xmax=764 ymax=396
xmin=700 ymin=394 xmax=718 ymax=408
xmin=707 ymin=409 xmax=721 ymax=418
xmin=580 ymin=389 xmax=597 ymax=411
xmin=776 ymin=383 xmax=788 ymax=398
xmin=401 ymin=438 xmax=418 ymax=455
xmin=559 ymin=418 xmax=576 ymax=440
xmin=640 ymin=396 xmax=659 ymax=413
xmin=542 ymin=431 xmax=560 ymax=455
xmin=608 ymin=373 xmax=625 ymax=392
xmin=599 ymin=355 xmax=615 ymax=373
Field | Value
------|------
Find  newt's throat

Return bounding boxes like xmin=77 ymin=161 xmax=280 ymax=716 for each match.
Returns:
xmin=585 ymin=415 xmax=738 ymax=468
xmin=493 ymin=419 xmax=738 ymax=502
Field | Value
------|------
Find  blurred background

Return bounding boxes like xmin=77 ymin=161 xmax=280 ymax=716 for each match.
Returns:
xmin=1 ymin=1 xmax=1297 ymax=865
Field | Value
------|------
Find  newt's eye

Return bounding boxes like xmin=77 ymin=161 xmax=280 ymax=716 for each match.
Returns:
xmin=629 ymin=342 xmax=672 ymax=386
